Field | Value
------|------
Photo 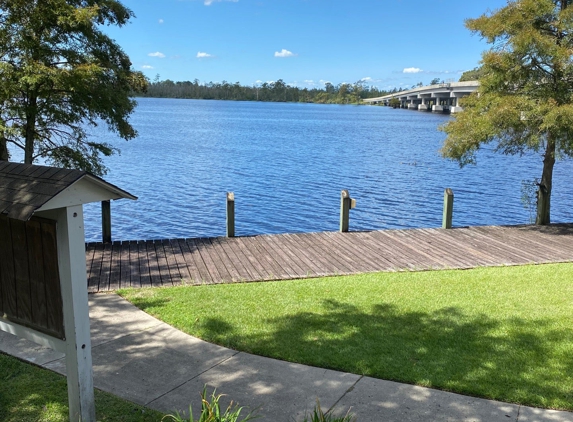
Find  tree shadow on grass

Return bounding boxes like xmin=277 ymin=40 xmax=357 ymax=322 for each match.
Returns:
xmin=0 ymin=352 xmax=161 ymax=422
xmin=0 ymin=353 xmax=68 ymax=422
xmin=200 ymin=300 xmax=573 ymax=411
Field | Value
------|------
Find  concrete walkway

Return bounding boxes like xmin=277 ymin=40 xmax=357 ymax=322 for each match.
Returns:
xmin=1 ymin=293 xmax=572 ymax=422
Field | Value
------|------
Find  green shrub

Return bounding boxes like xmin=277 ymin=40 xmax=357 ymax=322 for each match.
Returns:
xmin=161 ymin=386 xmax=259 ymax=422
xmin=301 ymin=400 xmax=356 ymax=422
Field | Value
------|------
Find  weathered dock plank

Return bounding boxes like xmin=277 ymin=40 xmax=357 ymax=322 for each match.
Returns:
xmin=315 ymin=232 xmax=371 ymax=274
xmin=215 ymin=237 xmax=257 ymax=281
xmin=417 ymin=228 xmax=492 ymax=268
xmin=85 ymin=243 xmax=98 ymax=293
xmin=108 ymin=241 xmax=121 ymax=291
xmin=254 ymin=235 xmax=299 ymax=278
xmin=193 ymin=238 xmax=225 ymax=283
xmin=145 ymin=240 xmax=161 ymax=287
xmin=89 ymin=242 xmax=105 ymax=292
xmin=282 ymin=233 xmax=326 ymax=277
xmin=298 ymin=232 xmax=352 ymax=275
xmin=231 ymin=237 xmax=268 ymax=280
xmin=154 ymin=240 xmax=172 ymax=287
xmin=119 ymin=241 xmax=131 ymax=288
xmin=178 ymin=239 xmax=209 ymax=284
xmin=138 ymin=240 xmax=152 ymax=288
xmin=128 ymin=241 xmax=140 ymax=288
xmin=208 ymin=237 xmax=243 ymax=282
xmin=85 ymin=224 xmax=573 ymax=292
xmin=236 ymin=236 xmax=283 ymax=280
xmin=167 ymin=240 xmax=192 ymax=282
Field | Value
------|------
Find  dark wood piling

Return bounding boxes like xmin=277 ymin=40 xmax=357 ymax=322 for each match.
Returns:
xmin=102 ymin=200 xmax=112 ymax=243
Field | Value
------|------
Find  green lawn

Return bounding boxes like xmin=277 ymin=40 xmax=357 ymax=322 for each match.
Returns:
xmin=0 ymin=352 xmax=164 ymax=422
xmin=119 ymin=263 xmax=573 ymax=411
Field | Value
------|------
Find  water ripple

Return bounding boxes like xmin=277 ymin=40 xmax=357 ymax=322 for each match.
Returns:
xmin=82 ymin=99 xmax=573 ymax=242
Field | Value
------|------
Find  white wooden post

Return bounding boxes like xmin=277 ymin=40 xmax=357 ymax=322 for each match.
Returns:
xmin=56 ymin=205 xmax=96 ymax=422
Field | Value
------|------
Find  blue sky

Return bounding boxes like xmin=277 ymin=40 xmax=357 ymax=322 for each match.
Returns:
xmin=105 ymin=0 xmax=509 ymax=90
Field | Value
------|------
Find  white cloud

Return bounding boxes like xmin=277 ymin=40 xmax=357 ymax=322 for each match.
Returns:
xmin=158 ymin=19 xmax=164 ymax=24
xmin=274 ymin=49 xmax=296 ymax=58
xmin=359 ymin=76 xmax=385 ymax=84
xmin=148 ymin=52 xmax=166 ymax=58
xmin=403 ymin=67 xmax=423 ymax=74
xmin=196 ymin=52 xmax=214 ymax=58
xmin=204 ymin=0 xmax=238 ymax=5
xmin=428 ymin=69 xmax=465 ymax=75
xmin=142 ymin=65 xmax=154 ymax=69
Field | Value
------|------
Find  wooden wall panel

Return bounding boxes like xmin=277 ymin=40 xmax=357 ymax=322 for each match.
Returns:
xmin=0 ymin=215 xmax=64 ymax=339
xmin=41 ymin=219 xmax=64 ymax=338
xmin=10 ymin=218 xmax=32 ymax=323
xmin=27 ymin=219 xmax=47 ymax=329
xmin=0 ymin=216 xmax=16 ymax=318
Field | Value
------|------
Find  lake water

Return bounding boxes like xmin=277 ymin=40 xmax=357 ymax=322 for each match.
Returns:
xmin=81 ymin=98 xmax=573 ymax=242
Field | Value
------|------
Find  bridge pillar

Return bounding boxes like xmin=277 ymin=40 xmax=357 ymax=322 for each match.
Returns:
xmin=450 ymin=94 xmax=464 ymax=113
xmin=433 ymin=96 xmax=449 ymax=112
xmin=418 ymin=95 xmax=431 ymax=111
xmin=407 ymin=96 xmax=418 ymax=110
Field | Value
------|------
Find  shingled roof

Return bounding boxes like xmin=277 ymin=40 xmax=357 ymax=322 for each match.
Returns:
xmin=0 ymin=161 xmax=136 ymax=221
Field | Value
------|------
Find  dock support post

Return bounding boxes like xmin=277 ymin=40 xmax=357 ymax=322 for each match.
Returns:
xmin=340 ymin=190 xmax=356 ymax=232
xmin=102 ymin=200 xmax=111 ymax=243
xmin=226 ymin=192 xmax=235 ymax=237
xmin=442 ymin=188 xmax=454 ymax=229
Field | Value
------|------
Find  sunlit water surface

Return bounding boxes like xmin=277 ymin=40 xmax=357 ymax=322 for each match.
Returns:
xmin=70 ymin=98 xmax=573 ymax=241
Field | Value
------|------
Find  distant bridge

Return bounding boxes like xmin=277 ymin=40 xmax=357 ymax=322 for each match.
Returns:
xmin=363 ymin=81 xmax=479 ymax=113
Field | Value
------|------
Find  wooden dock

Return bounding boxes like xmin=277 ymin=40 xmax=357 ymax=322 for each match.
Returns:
xmin=86 ymin=224 xmax=573 ymax=292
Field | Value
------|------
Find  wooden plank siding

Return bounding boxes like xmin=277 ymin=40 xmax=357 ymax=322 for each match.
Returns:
xmin=84 ymin=224 xmax=573 ymax=292
xmin=0 ymin=215 xmax=64 ymax=339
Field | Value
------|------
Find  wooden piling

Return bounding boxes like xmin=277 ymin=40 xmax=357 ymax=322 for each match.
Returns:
xmin=340 ymin=190 xmax=351 ymax=232
xmin=442 ymin=188 xmax=454 ymax=229
xmin=102 ymin=200 xmax=112 ymax=243
xmin=226 ymin=192 xmax=235 ymax=238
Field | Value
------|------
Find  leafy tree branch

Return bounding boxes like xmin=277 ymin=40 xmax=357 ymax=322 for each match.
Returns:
xmin=441 ymin=0 xmax=573 ymax=225
xmin=0 ymin=0 xmax=148 ymax=175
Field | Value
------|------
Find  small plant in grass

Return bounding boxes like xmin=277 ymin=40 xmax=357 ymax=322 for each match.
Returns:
xmin=161 ymin=386 xmax=259 ymax=422
xmin=300 ymin=400 xmax=356 ymax=422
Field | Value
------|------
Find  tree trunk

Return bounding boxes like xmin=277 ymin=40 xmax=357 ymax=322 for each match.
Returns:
xmin=0 ymin=136 xmax=8 ymax=161
xmin=536 ymin=136 xmax=556 ymax=225
xmin=24 ymin=94 xmax=37 ymax=164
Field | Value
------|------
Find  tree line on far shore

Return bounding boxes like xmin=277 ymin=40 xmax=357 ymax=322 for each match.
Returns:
xmin=138 ymin=77 xmax=416 ymax=104
xmin=137 ymin=74 xmax=480 ymax=104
